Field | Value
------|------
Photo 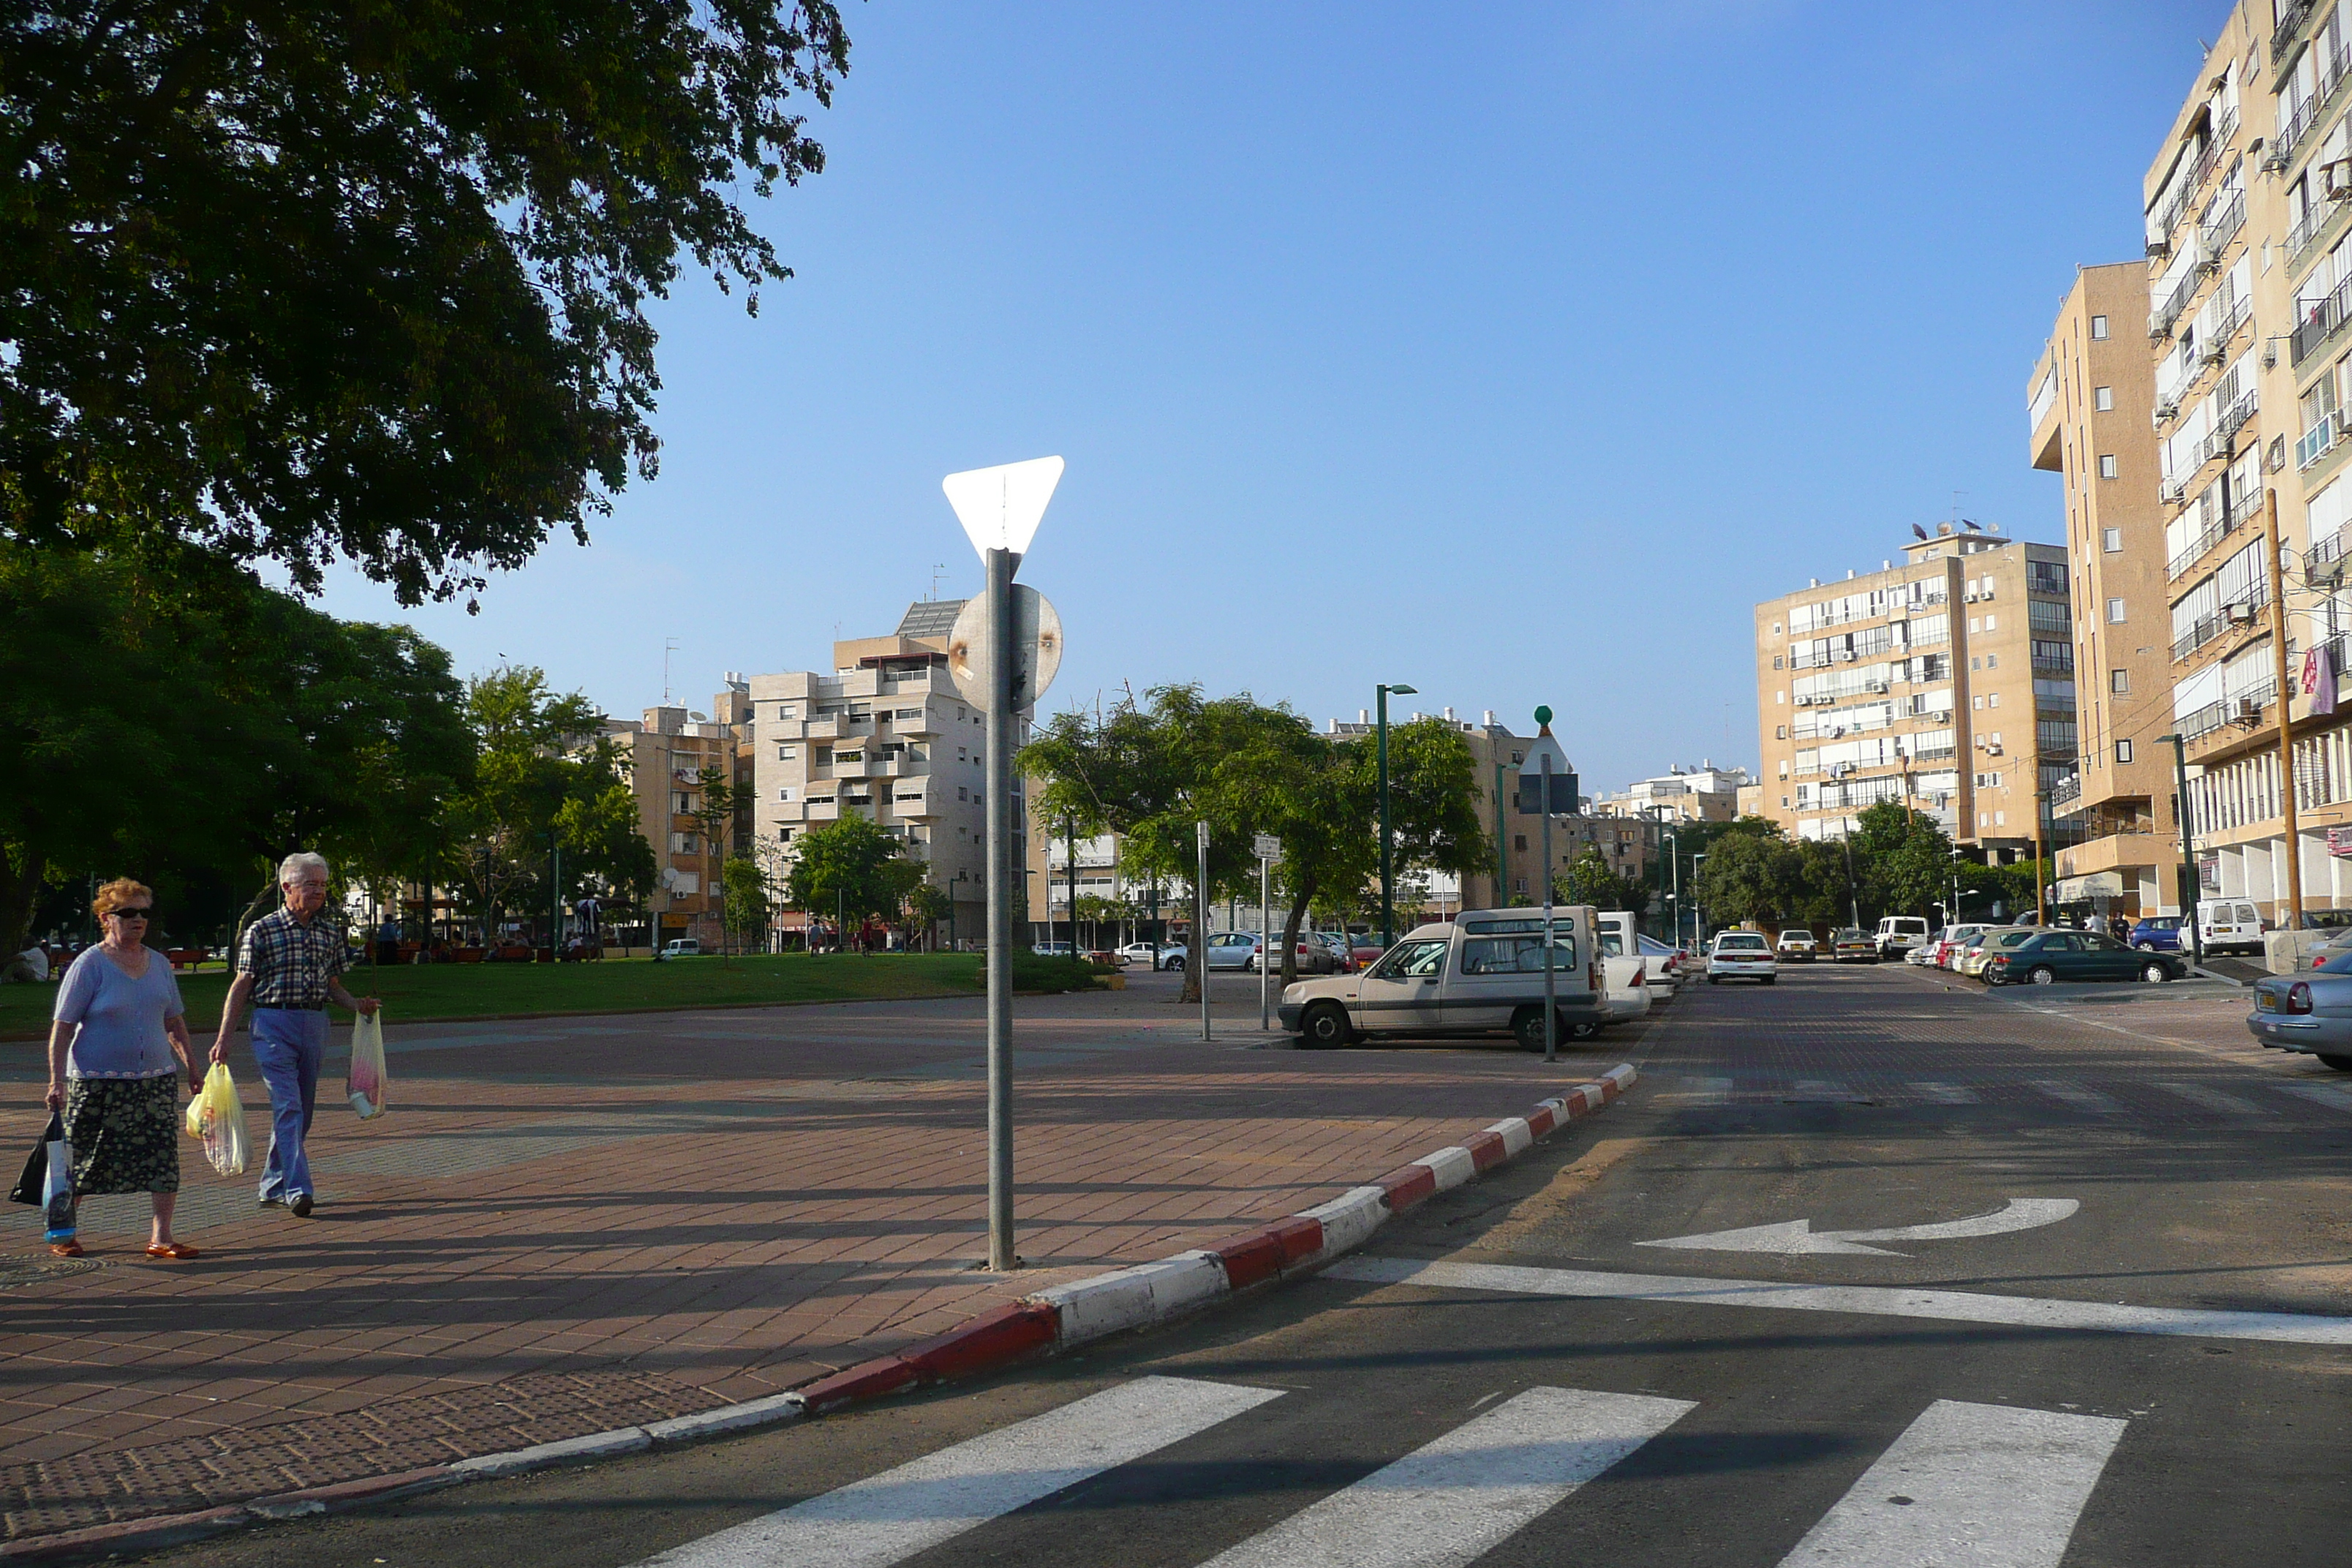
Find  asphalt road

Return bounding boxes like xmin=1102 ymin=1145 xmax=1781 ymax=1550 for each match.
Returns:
xmin=133 ymin=962 xmax=2352 ymax=1567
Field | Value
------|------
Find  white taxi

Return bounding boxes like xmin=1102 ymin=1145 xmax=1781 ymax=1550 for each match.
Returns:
xmin=1706 ymin=930 xmax=1779 ymax=985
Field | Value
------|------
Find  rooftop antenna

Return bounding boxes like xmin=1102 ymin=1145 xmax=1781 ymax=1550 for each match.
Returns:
xmin=663 ymin=636 xmax=679 ymax=704
xmin=1950 ymin=490 xmax=1967 ymax=524
xmin=930 ymin=562 xmax=947 ymax=600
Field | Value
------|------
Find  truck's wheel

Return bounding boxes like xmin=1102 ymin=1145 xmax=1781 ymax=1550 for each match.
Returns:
xmin=1512 ymin=1008 xmax=1548 ymax=1052
xmin=1300 ymin=1001 xmax=1353 ymax=1049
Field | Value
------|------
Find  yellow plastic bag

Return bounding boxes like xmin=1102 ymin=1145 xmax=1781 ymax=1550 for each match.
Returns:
xmin=347 ymin=1009 xmax=388 ymax=1120
xmin=185 ymin=1063 xmax=249 ymax=1176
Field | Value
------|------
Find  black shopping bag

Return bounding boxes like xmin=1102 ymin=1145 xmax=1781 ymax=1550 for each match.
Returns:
xmin=7 ymin=1114 xmax=74 ymax=1240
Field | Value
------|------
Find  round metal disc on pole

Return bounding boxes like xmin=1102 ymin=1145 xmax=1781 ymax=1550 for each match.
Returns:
xmin=947 ymin=587 xmax=1063 ymax=714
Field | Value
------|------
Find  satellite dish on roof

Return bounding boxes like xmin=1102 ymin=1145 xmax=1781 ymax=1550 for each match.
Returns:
xmin=689 ymin=712 xmax=708 ymax=722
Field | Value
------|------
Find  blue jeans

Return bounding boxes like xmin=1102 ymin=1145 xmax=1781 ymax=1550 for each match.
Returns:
xmin=252 ymin=1008 xmax=327 ymax=1202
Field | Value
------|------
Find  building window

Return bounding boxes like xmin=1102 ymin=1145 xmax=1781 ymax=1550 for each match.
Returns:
xmin=1986 ymin=655 xmax=1998 ymax=670
xmin=2117 ymin=739 xmax=2135 ymax=764
xmin=2106 ymin=598 xmax=2126 ymax=623
xmin=1989 ymin=691 xmax=2000 ymax=705
xmin=1781 ymin=796 xmax=1790 ymax=807
xmin=1995 ymin=810 xmax=2007 ymax=826
xmin=2095 ymin=386 xmax=2114 ymax=411
xmin=1513 ymin=834 xmax=1527 ymax=851
xmin=1773 ymin=655 xmax=1784 ymax=670
xmin=1984 ymin=614 xmax=1997 ymax=630
xmin=2091 ymin=315 xmax=2109 ymax=339
xmin=2103 ymin=527 xmax=2122 ymax=552
xmin=777 ymin=704 xmax=796 ymax=719
xmin=777 ymin=788 xmax=791 ymax=801
xmin=777 ymin=745 xmax=796 ymax=760
xmin=2110 ymin=669 xmax=2129 ymax=694
xmin=777 ymin=828 xmax=793 ymax=841
xmin=1775 ymin=725 xmax=1787 ymax=739
xmin=2098 ymin=454 xmax=2118 ymax=479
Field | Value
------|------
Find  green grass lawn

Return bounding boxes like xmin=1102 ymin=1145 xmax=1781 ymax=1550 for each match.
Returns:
xmin=0 ymin=951 xmax=1099 ymax=1039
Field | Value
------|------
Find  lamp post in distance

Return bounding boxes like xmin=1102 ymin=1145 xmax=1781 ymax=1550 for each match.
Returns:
xmin=2157 ymin=731 xmax=2203 ymax=967
xmin=941 ymin=455 xmax=1065 ymax=1275
xmin=1517 ymin=706 xmax=1573 ymax=1063
xmin=1376 ymin=683 xmax=1417 ymax=950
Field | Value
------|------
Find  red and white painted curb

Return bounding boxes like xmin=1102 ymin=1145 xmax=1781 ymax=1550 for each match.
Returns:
xmin=0 ymin=1063 xmax=1636 ymax=1563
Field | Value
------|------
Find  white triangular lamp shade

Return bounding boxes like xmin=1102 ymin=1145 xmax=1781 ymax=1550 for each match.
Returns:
xmin=943 ymin=456 xmax=1064 ymax=559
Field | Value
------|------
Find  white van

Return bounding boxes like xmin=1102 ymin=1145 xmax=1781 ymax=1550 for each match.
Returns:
xmin=1874 ymin=916 xmax=1929 ymax=960
xmin=2197 ymin=899 xmax=2265 ymax=957
xmin=1278 ymin=907 xmax=1605 ymax=1050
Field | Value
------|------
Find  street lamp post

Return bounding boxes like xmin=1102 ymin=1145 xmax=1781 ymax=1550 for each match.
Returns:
xmin=1659 ymin=826 xmax=1678 ymax=940
xmin=2159 ymin=732 xmax=2202 ymax=967
xmin=1376 ymin=683 xmax=1417 ymax=949
xmin=1689 ymin=853 xmax=1706 ymax=946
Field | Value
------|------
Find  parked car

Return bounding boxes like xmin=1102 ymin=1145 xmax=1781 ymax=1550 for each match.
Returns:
xmin=1114 ymin=941 xmax=1164 ymax=969
xmin=2247 ymin=954 xmax=2352 ymax=1068
xmin=1981 ymin=930 xmax=2182 ymax=986
xmin=1775 ymin=928 xmax=1818 ymax=962
xmin=1875 ymin=915 xmax=1931 ymax=960
xmin=658 ymin=938 xmax=704 ymax=958
xmin=1706 ymin=930 xmax=1778 ymax=984
xmin=1204 ymin=932 xmax=1262 ymax=970
xmin=1247 ymin=936 xmax=1338 ymax=975
xmin=1278 ymin=907 xmax=1607 ymax=1051
xmin=2127 ymin=915 xmax=2185 ymax=952
xmin=1956 ymin=926 xmax=2038 ymax=977
xmin=1032 ymin=941 xmax=1075 ymax=958
xmin=1829 ymin=927 xmax=1876 ymax=962
xmin=1349 ymin=936 xmax=1390 ymax=970
xmin=1636 ymin=932 xmax=1686 ymax=987
xmin=1929 ymin=924 xmax=1989 ymax=970
xmin=1597 ymin=913 xmax=1675 ymax=990
xmin=2196 ymin=898 xmax=2266 ymax=957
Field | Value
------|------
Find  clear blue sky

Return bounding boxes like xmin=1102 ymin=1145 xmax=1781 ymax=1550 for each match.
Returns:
xmin=310 ymin=0 xmax=2228 ymax=791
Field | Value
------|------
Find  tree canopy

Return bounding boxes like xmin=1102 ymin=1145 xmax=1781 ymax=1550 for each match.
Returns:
xmin=2 ymin=1 xmax=850 ymax=605
xmin=786 ymin=814 xmax=923 ymax=932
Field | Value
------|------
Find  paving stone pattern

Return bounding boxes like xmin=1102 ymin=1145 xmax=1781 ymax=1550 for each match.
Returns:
xmin=0 ymin=979 xmax=1597 ymax=1539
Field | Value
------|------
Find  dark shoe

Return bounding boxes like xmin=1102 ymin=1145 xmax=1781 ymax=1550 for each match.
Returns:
xmin=288 ymin=1193 xmax=313 ymax=1218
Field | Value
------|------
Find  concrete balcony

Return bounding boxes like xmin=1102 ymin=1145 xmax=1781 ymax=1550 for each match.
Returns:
xmin=2057 ymin=832 xmax=2169 ymax=881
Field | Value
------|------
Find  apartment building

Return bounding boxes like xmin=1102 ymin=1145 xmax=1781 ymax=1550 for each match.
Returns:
xmin=1590 ymin=764 xmax=1754 ymax=823
xmin=1753 ymin=527 xmax=2076 ymax=859
xmin=605 ymin=698 xmax=744 ymax=946
xmin=747 ymin=600 xmax=1008 ymax=946
xmin=2123 ymin=4 xmax=2352 ymax=919
xmin=2030 ymin=265 xmax=2176 ymax=914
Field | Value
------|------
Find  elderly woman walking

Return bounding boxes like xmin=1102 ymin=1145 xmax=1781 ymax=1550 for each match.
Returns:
xmin=211 ymin=853 xmax=377 ymax=1218
xmin=44 ymin=879 xmax=206 ymax=1259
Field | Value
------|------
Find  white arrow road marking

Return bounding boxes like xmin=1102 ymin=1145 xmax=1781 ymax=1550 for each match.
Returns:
xmin=1776 ymin=1400 xmax=2125 ymax=1568
xmin=1196 ymin=1387 xmax=1694 ymax=1568
xmin=636 ymin=1376 xmax=1279 ymax=1567
xmin=1327 ymin=1257 xmax=2352 ymax=1346
xmin=1637 ymin=1199 xmax=2079 ymax=1256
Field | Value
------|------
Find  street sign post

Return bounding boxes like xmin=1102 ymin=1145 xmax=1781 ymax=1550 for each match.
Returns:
xmin=1254 ymin=834 xmax=1281 ymax=1030
xmin=942 ymin=456 xmax=1064 ymax=1275
xmin=1521 ymin=708 xmax=1569 ymax=1063
xmin=1196 ymin=821 xmax=1213 ymax=1041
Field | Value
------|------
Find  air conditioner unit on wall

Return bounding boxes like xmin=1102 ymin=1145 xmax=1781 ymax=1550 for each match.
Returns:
xmin=2227 ymin=600 xmax=2259 ymax=623
xmin=2327 ymin=159 xmax=2352 ymax=200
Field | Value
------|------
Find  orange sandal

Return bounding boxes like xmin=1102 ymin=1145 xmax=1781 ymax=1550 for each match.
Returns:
xmin=48 ymin=1240 xmax=83 ymax=1259
xmin=144 ymin=1242 xmax=199 ymax=1260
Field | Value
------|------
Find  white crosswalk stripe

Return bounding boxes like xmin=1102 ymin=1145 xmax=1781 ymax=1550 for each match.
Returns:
xmin=2272 ymin=1079 xmax=2352 ymax=1112
xmin=1664 ymin=1075 xmax=1733 ymax=1106
xmin=1195 ymin=1387 xmax=1693 ymax=1568
xmin=635 ymin=1376 xmax=1280 ymax=1567
xmin=2027 ymin=1079 xmax=2125 ymax=1115
xmin=1775 ymin=1399 xmax=2125 ymax=1567
xmin=2150 ymin=1079 xmax=2269 ymax=1115
xmin=1906 ymin=1081 xmax=1980 ymax=1104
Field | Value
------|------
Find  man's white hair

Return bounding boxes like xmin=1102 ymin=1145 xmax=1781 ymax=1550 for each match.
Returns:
xmin=279 ymin=851 xmax=331 ymax=886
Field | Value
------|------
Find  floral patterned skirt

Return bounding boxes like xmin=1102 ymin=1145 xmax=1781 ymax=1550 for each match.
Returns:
xmin=63 ymin=1075 xmax=181 ymax=1196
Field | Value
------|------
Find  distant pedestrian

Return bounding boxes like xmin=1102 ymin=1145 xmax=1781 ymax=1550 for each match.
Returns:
xmin=210 ymin=853 xmax=379 ymax=1219
xmin=44 ymin=879 xmax=204 ymax=1259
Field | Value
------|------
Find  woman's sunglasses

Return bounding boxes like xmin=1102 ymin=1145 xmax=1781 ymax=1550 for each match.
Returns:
xmin=110 ymin=908 xmax=154 ymax=921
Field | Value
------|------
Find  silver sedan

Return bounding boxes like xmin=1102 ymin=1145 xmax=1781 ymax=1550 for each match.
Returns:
xmin=2247 ymin=955 xmax=2352 ymax=1069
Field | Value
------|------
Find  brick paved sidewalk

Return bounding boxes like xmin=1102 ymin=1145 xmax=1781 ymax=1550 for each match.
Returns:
xmin=0 ymin=975 xmax=1632 ymax=1542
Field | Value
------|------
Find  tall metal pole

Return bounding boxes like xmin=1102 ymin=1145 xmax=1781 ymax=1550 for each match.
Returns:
xmin=1067 ymin=817 xmax=1079 ymax=955
xmin=1494 ymin=763 xmax=1509 ymax=907
xmin=1196 ymin=821 xmax=1211 ymax=1041
xmin=2033 ymin=787 xmax=2049 ymax=927
xmin=1540 ymin=750 xmax=1557 ymax=1064
xmin=1377 ymin=686 xmax=1394 ymax=949
xmin=2162 ymin=731 xmax=2203 ymax=967
xmin=2265 ymin=488 xmax=2307 ymax=933
xmin=984 ymin=546 xmax=1018 ymax=1272
xmin=1259 ymin=850 xmax=1272 ymax=1031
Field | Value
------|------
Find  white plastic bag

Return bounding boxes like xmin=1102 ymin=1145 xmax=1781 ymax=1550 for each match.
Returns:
xmin=186 ymin=1063 xmax=249 ymax=1177
xmin=347 ymin=1010 xmax=388 ymax=1119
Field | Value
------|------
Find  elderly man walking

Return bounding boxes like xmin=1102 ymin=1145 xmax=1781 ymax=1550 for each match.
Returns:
xmin=211 ymin=853 xmax=379 ymax=1217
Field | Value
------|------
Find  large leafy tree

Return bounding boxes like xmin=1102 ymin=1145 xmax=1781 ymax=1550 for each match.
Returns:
xmin=2 ymin=2 xmax=849 ymax=605
xmin=0 ymin=542 xmax=474 ymax=952
xmin=787 ymin=813 xmax=922 ymax=935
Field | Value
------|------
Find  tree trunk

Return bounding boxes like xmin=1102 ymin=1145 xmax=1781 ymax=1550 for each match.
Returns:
xmin=1278 ymin=876 xmax=1316 ymax=988
xmin=1180 ymin=917 xmax=1207 ymax=1005
xmin=0 ymin=844 xmax=46 ymax=958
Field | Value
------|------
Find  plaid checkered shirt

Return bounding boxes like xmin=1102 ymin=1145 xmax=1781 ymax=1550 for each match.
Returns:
xmin=237 ymin=908 xmax=348 ymax=1009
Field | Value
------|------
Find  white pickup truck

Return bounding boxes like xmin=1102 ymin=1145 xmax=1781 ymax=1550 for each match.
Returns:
xmin=1594 ymin=911 xmax=1663 ymax=1017
xmin=1278 ymin=907 xmax=1606 ymax=1050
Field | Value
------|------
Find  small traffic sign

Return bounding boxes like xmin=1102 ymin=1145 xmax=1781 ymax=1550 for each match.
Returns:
xmin=1196 ymin=821 xmax=1212 ymax=850
xmin=946 ymin=587 xmax=1063 ymax=713
xmin=1254 ymin=834 xmax=1281 ymax=860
